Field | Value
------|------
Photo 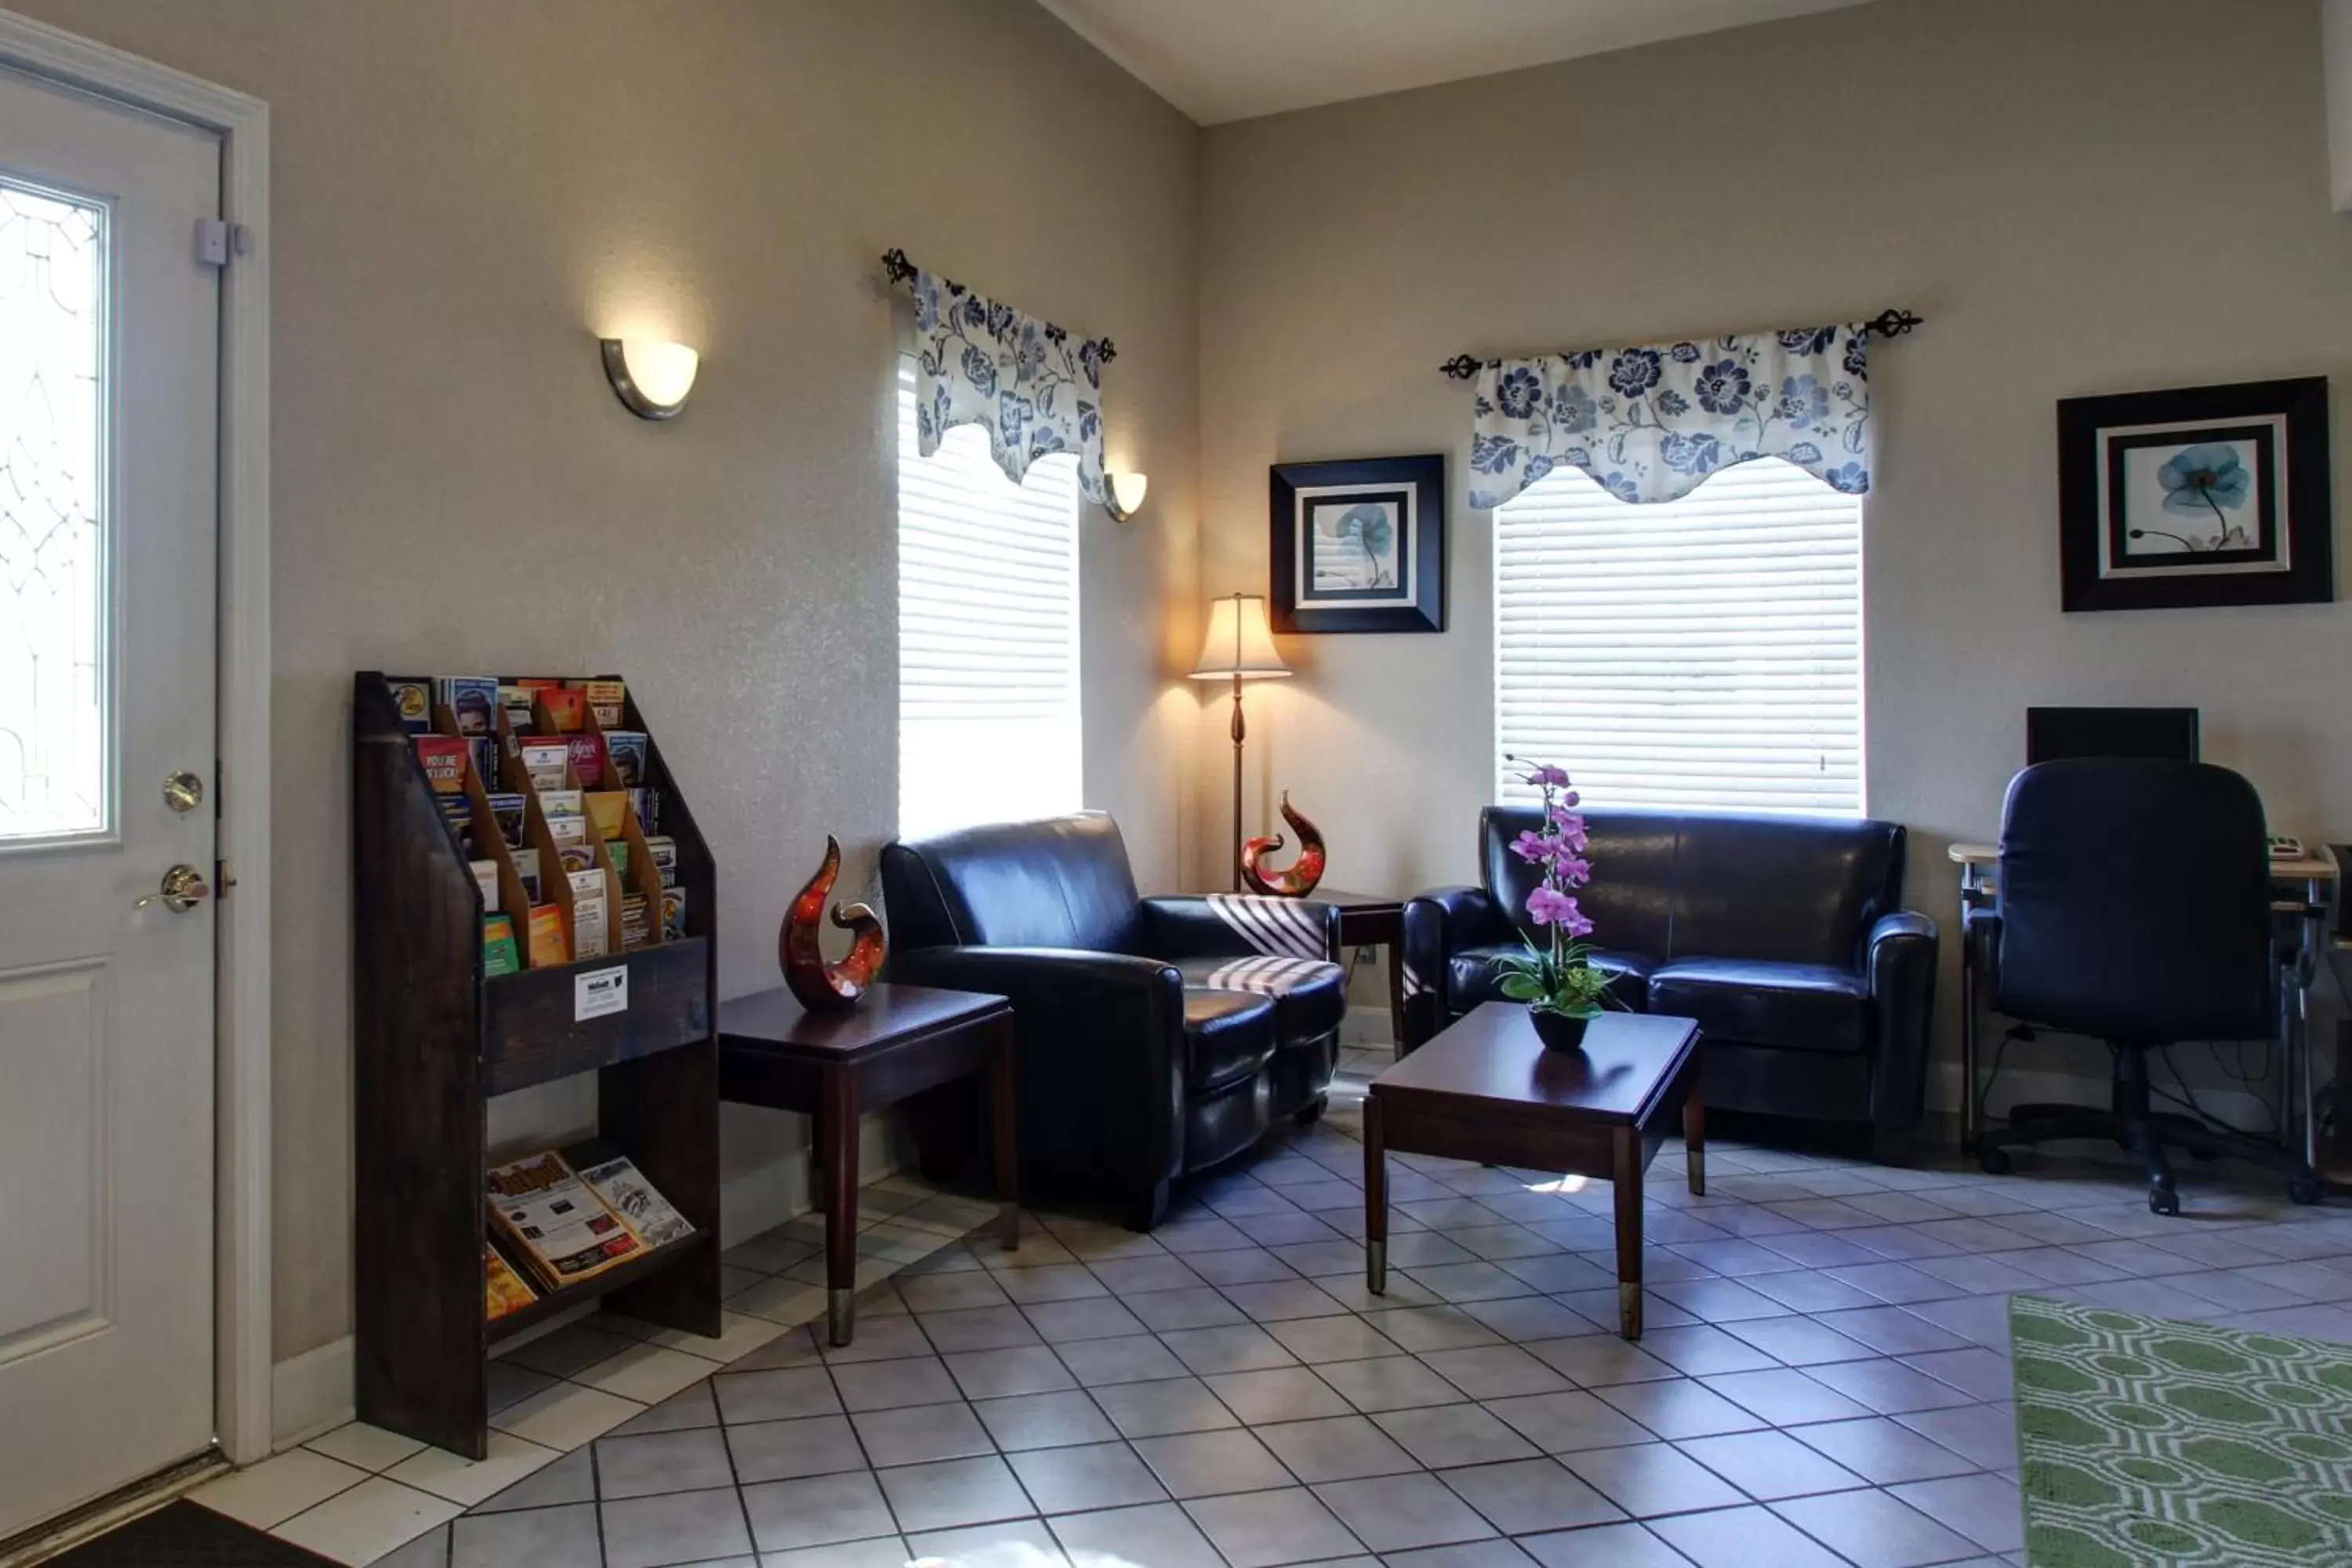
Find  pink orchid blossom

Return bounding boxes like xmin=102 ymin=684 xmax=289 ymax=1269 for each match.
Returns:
xmin=1525 ymin=885 xmax=1581 ymax=927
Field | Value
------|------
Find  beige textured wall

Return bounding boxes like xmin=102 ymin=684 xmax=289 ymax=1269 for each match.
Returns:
xmin=1198 ymin=0 xmax=2352 ymax=1102
xmin=9 ymin=0 xmax=1200 ymax=1359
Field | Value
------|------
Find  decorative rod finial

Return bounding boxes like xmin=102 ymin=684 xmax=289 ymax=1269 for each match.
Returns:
xmin=880 ymin=248 xmax=917 ymax=285
xmin=1866 ymin=308 xmax=1924 ymax=339
xmin=1440 ymin=354 xmax=1486 ymax=382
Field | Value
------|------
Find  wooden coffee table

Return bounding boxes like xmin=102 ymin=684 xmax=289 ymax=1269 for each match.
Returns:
xmin=719 ymin=983 xmax=1017 ymax=1345
xmin=1364 ymin=1004 xmax=1703 ymax=1339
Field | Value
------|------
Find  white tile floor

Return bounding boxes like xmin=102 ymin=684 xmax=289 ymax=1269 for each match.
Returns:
xmin=204 ymin=1053 xmax=2352 ymax=1566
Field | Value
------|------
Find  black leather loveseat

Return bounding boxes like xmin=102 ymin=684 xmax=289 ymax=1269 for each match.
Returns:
xmin=1403 ymin=808 xmax=1937 ymax=1141
xmin=881 ymin=813 xmax=1346 ymax=1229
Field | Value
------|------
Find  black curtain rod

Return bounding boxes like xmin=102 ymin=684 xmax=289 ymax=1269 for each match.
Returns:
xmin=1438 ymin=307 xmax=1923 ymax=382
xmin=881 ymin=249 xmax=1117 ymax=366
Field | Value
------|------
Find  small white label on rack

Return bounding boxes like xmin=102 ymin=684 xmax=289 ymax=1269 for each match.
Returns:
xmin=575 ymin=965 xmax=629 ymax=1021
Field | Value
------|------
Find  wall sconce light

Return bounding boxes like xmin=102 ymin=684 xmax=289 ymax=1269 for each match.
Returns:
xmin=1105 ymin=470 xmax=1149 ymax=523
xmin=601 ymin=337 xmax=699 ymax=420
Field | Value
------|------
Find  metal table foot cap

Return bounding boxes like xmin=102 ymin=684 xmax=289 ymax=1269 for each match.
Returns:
xmin=827 ymin=1287 xmax=855 ymax=1347
xmin=1688 ymin=1150 xmax=1705 ymax=1196
xmin=997 ymin=1202 xmax=1022 ymax=1250
xmin=1618 ymin=1281 xmax=1642 ymax=1340
xmin=1367 ymin=1238 xmax=1387 ymax=1294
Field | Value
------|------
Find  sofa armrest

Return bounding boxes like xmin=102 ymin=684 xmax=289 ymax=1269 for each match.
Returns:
xmin=884 ymin=945 xmax=1186 ymax=1205
xmin=1138 ymin=895 xmax=1341 ymax=963
xmin=1399 ymin=886 xmax=1510 ymax=1053
xmin=1864 ymin=910 xmax=1940 ymax=1128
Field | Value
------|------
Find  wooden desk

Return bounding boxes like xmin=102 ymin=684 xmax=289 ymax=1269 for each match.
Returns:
xmin=1363 ymin=1006 xmax=1702 ymax=1339
xmin=719 ymin=983 xmax=1016 ymax=1344
xmin=1316 ymin=890 xmax=1406 ymax=1047
xmin=1947 ymin=840 xmax=2338 ymax=1164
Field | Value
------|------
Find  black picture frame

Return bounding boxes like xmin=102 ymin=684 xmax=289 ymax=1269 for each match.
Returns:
xmin=2058 ymin=377 xmax=2332 ymax=612
xmin=1269 ymin=454 xmax=1446 ymax=633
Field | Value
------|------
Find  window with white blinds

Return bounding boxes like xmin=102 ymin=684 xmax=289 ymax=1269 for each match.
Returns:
xmin=896 ymin=357 xmax=1082 ymax=838
xmin=1494 ymin=456 xmax=1863 ymax=815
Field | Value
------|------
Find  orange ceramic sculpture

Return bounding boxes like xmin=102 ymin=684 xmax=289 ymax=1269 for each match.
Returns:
xmin=780 ymin=835 xmax=887 ymax=1011
xmin=1241 ymin=792 xmax=1327 ymax=898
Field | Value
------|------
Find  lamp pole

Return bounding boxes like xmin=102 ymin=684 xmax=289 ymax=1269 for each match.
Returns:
xmin=1229 ymin=670 xmax=1246 ymax=891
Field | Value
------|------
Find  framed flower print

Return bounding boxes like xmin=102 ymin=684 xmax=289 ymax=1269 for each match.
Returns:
xmin=2058 ymin=377 xmax=2332 ymax=612
xmin=1269 ymin=454 xmax=1446 ymax=633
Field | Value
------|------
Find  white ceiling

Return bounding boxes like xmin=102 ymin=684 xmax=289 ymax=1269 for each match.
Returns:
xmin=1036 ymin=0 xmax=1879 ymax=125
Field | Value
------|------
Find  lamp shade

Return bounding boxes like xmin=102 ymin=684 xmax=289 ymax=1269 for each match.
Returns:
xmin=1190 ymin=593 xmax=1291 ymax=681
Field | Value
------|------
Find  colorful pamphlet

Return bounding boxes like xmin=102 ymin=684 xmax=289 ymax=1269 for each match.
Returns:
xmin=565 ymin=732 xmax=605 ymax=789
xmin=387 ymin=677 xmax=434 ymax=734
xmin=646 ymin=836 xmax=677 ymax=888
xmin=520 ymin=738 xmax=569 ymax=793
xmin=586 ymin=792 xmax=628 ymax=842
xmin=608 ymin=840 xmax=630 ymax=881
xmin=540 ymin=788 xmax=583 ymax=820
xmin=466 ymin=736 xmax=499 ymax=792
xmin=486 ymin=792 xmax=528 ymax=850
xmin=486 ymin=1151 xmax=645 ymax=1289
xmin=572 ymin=894 xmax=608 ymax=960
xmin=499 ymin=684 xmax=538 ymax=734
xmin=415 ymin=735 xmax=469 ymax=793
xmin=526 ymin=903 xmax=568 ymax=967
xmin=485 ymin=1243 xmax=538 ymax=1319
xmin=557 ymin=844 xmax=597 ymax=873
xmin=620 ymin=893 xmax=652 ymax=950
xmin=601 ymin=731 xmax=648 ymax=790
xmin=512 ymin=848 xmax=542 ymax=904
xmin=471 ymin=859 xmax=501 ymax=913
xmin=483 ymin=913 xmax=519 ymax=977
xmin=437 ymin=676 xmax=499 ymax=736
xmin=583 ymin=679 xmax=627 ymax=729
xmin=661 ymin=885 xmax=688 ymax=942
xmin=439 ymin=799 xmax=473 ymax=856
xmin=539 ymin=688 xmax=586 ymax=734
xmin=575 ymin=1152 xmax=689 ymax=1248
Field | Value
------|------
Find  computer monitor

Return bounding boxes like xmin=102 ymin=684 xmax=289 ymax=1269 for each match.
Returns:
xmin=2027 ymin=706 xmax=2200 ymax=765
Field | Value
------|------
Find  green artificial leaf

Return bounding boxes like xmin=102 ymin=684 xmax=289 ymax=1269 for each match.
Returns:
xmin=1497 ymin=975 xmax=1544 ymax=1001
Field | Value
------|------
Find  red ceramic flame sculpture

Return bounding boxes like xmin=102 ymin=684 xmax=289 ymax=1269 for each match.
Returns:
xmin=780 ymin=835 xmax=887 ymax=1012
xmin=1241 ymin=792 xmax=1327 ymax=898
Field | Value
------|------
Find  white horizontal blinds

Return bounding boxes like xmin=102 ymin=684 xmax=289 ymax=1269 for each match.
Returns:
xmin=1495 ymin=456 xmax=1864 ymax=815
xmin=897 ymin=357 xmax=1083 ymax=837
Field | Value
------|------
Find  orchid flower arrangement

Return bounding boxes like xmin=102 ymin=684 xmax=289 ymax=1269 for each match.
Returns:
xmin=1492 ymin=760 xmax=1615 ymax=1019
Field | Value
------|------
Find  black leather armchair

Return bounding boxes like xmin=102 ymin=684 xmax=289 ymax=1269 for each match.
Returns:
xmin=1974 ymin=759 xmax=2320 ymax=1212
xmin=1403 ymin=808 xmax=1937 ymax=1141
xmin=881 ymin=813 xmax=1345 ymax=1229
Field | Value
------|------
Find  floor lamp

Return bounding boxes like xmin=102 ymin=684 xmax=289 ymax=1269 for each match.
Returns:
xmin=1190 ymin=593 xmax=1292 ymax=891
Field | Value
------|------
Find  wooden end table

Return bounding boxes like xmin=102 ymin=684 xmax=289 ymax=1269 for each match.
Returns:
xmin=719 ymin=983 xmax=1017 ymax=1345
xmin=1316 ymin=890 xmax=1406 ymax=1047
xmin=1364 ymin=1004 xmax=1702 ymax=1339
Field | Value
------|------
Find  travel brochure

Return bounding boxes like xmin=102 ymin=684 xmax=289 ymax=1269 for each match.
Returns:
xmin=390 ymin=673 xmax=686 ymax=977
xmin=485 ymin=1147 xmax=691 ymax=1310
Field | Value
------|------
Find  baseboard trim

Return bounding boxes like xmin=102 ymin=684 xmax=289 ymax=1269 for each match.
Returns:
xmin=269 ymin=1335 xmax=352 ymax=1450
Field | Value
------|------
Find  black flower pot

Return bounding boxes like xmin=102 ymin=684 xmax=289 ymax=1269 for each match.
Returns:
xmin=1530 ymin=1008 xmax=1595 ymax=1051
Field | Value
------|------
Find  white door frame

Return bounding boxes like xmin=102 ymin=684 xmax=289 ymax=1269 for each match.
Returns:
xmin=0 ymin=9 xmax=272 ymax=1467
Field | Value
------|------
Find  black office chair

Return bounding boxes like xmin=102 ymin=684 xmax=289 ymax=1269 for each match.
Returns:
xmin=1973 ymin=758 xmax=2321 ymax=1214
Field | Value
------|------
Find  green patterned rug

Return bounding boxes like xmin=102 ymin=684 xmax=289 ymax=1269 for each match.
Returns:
xmin=2012 ymin=1294 xmax=2352 ymax=1566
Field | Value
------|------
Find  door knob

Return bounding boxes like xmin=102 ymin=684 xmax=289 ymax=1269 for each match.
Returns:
xmin=163 ymin=768 xmax=205 ymax=813
xmin=136 ymin=864 xmax=212 ymax=913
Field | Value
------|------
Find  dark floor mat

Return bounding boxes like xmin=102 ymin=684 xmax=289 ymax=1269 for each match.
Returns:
xmin=38 ymin=1502 xmax=338 ymax=1567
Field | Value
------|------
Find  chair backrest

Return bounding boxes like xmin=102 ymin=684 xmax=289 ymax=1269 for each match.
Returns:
xmin=1994 ymin=759 xmax=2273 ymax=1042
xmin=880 ymin=811 xmax=1142 ymax=953
xmin=1476 ymin=806 xmax=1904 ymax=966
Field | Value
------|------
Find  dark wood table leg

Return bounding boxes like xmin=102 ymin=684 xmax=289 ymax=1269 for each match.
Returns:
xmin=989 ymin=1017 xmax=1021 ymax=1251
xmin=823 ymin=1064 xmax=859 ymax=1346
xmin=1385 ymin=946 xmax=1405 ymax=1054
xmin=1612 ymin=1124 xmax=1642 ymax=1340
xmin=1364 ymin=1093 xmax=1388 ymax=1294
xmin=1684 ymin=1068 xmax=1706 ymax=1198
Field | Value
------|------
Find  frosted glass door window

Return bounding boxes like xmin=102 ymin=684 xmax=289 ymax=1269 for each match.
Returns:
xmin=0 ymin=180 xmax=105 ymax=840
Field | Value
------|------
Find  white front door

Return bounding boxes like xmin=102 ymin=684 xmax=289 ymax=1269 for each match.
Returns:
xmin=0 ymin=62 xmax=223 ymax=1537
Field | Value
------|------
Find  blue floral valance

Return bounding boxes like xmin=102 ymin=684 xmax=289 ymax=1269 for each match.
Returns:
xmin=913 ymin=267 xmax=1106 ymax=503
xmin=1466 ymin=325 xmax=1871 ymax=509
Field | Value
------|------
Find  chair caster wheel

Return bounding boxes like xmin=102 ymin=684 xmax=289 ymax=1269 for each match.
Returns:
xmin=2149 ymin=1188 xmax=2180 ymax=1217
xmin=1978 ymin=1146 xmax=2011 ymax=1175
xmin=2291 ymin=1178 xmax=2325 ymax=1207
